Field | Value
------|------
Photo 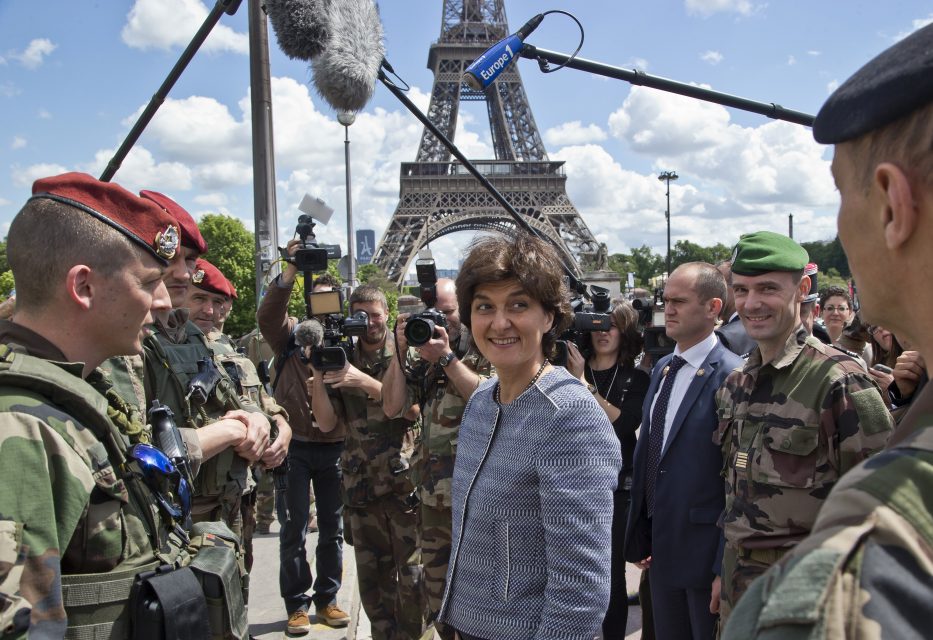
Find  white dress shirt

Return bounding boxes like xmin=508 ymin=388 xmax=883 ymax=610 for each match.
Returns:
xmin=648 ymin=331 xmax=719 ymax=450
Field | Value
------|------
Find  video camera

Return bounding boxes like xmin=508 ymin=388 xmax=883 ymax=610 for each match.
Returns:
xmin=405 ymin=258 xmax=448 ymax=347
xmin=633 ymin=288 xmax=675 ymax=358
xmin=303 ymin=288 xmax=369 ymax=372
xmin=280 ymin=214 xmax=342 ymax=273
xmin=553 ymin=285 xmax=614 ymax=366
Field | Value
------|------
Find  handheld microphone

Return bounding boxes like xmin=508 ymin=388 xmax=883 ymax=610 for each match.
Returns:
xmin=311 ymin=0 xmax=385 ymax=112
xmin=295 ymin=318 xmax=325 ymax=349
xmin=462 ymin=14 xmax=544 ymax=91
xmin=264 ymin=0 xmax=330 ymax=62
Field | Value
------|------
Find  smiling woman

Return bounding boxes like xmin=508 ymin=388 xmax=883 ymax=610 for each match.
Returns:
xmin=439 ymin=232 xmax=622 ymax=639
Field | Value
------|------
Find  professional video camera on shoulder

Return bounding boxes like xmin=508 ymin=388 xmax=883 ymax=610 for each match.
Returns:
xmin=633 ymin=287 xmax=675 ymax=358
xmin=299 ymin=288 xmax=370 ymax=372
xmin=554 ymin=285 xmax=613 ymax=365
xmin=405 ymin=257 xmax=448 ymax=347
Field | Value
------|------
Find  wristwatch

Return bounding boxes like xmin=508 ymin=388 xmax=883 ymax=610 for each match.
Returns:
xmin=438 ymin=351 xmax=458 ymax=368
xmin=586 ymin=383 xmax=598 ymax=395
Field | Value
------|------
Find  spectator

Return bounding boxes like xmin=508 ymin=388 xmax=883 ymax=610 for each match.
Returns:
xmin=818 ymin=285 xmax=853 ymax=344
xmin=438 ymin=232 xmax=621 ymax=639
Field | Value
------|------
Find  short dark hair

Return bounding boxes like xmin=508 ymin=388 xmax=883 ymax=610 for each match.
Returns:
xmin=456 ymin=232 xmax=571 ymax=358
xmin=8 ymin=197 xmax=140 ymax=311
xmin=313 ymin=273 xmax=341 ymax=290
xmin=819 ymin=285 xmax=852 ymax=308
xmin=849 ymin=101 xmax=933 ymax=191
xmin=679 ymin=262 xmax=727 ymax=303
xmin=349 ymin=283 xmax=387 ymax=311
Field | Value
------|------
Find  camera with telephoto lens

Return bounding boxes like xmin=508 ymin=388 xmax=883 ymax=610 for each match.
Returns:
xmin=280 ymin=215 xmax=342 ymax=273
xmin=405 ymin=258 xmax=448 ymax=347
xmin=633 ymin=288 xmax=675 ymax=358
xmin=553 ymin=285 xmax=614 ymax=366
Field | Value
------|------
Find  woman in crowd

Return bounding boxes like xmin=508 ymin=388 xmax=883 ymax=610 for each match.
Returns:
xmin=439 ymin=232 xmax=622 ymax=640
xmin=819 ymin=285 xmax=854 ymax=344
xmin=567 ymin=301 xmax=650 ymax=639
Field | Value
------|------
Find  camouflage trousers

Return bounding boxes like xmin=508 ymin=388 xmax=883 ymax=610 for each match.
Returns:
xmin=347 ymin=493 xmax=424 ymax=640
xmin=420 ymin=502 xmax=454 ymax=640
xmin=719 ymin=543 xmax=787 ymax=632
xmin=240 ymin=488 xmax=257 ymax=572
xmin=255 ymin=471 xmax=276 ymax=527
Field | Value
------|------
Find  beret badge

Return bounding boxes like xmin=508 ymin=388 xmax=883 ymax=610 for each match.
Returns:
xmin=192 ymin=268 xmax=205 ymax=284
xmin=155 ymin=225 xmax=179 ymax=260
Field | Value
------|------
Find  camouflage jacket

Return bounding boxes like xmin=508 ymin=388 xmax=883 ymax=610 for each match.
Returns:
xmin=206 ymin=329 xmax=287 ymax=419
xmin=328 ymin=337 xmax=419 ymax=507
xmin=0 ymin=321 xmax=185 ymax=638
xmin=403 ymin=333 xmax=492 ymax=508
xmin=723 ymin=383 xmax=933 ymax=639
xmin=716 ymin=326 xmax=893 ymax=549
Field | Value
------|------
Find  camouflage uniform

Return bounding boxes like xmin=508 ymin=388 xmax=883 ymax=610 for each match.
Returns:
xmin=0 ymin=322 xmax=193 ymax=638
xmin=716 ymin=325 xmax=893 ymax=625
xmin=206 ymin=328 xmax=289 ymax=571
xmin=399 ymin=333 xmax=490 ymax=639
xmin=328 ymin=338 xmax=424 ymax=640
xmin=722 ymin=384 xmax=933 ymax=639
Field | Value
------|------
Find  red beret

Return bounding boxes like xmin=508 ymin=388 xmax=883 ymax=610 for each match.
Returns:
xmin=30 ymin=172 xmax=179 ymax=265
xmin=139 ymin=190 xmax=208 ymax=255
xmin=191 ymin=258 xmax=233 ymax=298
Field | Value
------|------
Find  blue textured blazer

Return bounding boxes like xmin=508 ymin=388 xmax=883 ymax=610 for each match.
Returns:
xmin=439 ymin=367 xmax=622 ymax=639
xmin=624 ymin=341 xmax=743 ymax=588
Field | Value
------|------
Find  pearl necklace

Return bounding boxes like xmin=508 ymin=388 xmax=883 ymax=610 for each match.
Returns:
xmin=495 ymin=359 xmax=549 ymax=404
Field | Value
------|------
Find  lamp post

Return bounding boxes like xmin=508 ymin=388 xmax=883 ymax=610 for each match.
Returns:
xmin=338 ymin=109 xmax=356 ymax=289
xmin=658 ymin=170 xmax=679 ymax=276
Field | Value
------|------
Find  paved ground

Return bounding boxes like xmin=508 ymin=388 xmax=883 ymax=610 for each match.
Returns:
xmin=248 ymin=521 xmax=645 ymax=639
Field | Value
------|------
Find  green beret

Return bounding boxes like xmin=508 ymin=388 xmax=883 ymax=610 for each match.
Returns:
xmin=730 ymin=231 xmax=809 ymax=276
xmin=813 ymin=23 xmax=933 ymax=144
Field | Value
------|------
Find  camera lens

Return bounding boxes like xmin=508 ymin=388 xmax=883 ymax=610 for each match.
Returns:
xmin=405 ymin=318 xmax=436 ymax=346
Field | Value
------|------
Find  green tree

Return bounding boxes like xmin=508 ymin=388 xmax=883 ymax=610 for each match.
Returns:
xmin=627 ymin=245 xmax=665 ymax=286
xmin=670 ymin=240 xmax=732 ymax=269
xmin=198 ymin=214 xmax=257 ymax=337
xmin=801 ymin=236 xmax=850 ymax=279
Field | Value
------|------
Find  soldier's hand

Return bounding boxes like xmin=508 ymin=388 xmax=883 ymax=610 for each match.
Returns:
xmin=893 ymin=350 xmax=925 ymax=399
xmin=710 ymin=575 xmax=721 ymax=614
xmin=394 ymin=312 xmax=411 ymax=351
xmin=229 ymin=410 xmax=271 ymax=462
xmin=416 ymin=325 xmax=452 ymax=364
xmin=262 ymin=417 xmax=290 ymax=468
xmin=322 ymin=361 xmax=369 ymax=389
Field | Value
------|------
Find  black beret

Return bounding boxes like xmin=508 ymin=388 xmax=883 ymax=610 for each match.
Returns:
xmin=813 ymin=23 xmax=933 ymax=143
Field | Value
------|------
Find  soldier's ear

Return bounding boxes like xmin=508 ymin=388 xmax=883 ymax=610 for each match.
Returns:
xmin=876 ymin=162 xmax=917 ymax=251
xmin=65 ymin=264 xmax=94 ymax=311
xmin=797 ymin=275 xmax=811 ymax=302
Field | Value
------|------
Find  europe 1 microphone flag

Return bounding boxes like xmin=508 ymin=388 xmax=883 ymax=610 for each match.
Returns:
xmin=462 ymin=13 xmax=544 ymax=91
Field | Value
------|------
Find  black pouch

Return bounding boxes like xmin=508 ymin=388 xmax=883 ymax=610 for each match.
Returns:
xmin=188 ymin=521 xmax=249 ymax=639
xmin=130 ymin=564 xmax=211 ymax=640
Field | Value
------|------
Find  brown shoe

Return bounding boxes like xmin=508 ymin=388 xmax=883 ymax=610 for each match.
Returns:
xmin=315 ymin=603 xmax=350 ymax=627
xmin=286 ymin=609 xmax=311 ymax=635
xmin=306 ymin=515 xmax=319 ymax=533
xmin=257 ymin=523 xmax=271 ymax=535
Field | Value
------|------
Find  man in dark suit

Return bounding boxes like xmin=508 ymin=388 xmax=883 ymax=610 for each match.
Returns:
xmin=715 ymin=260 xmax=756 ymax=358
xmin=625 ymin=262 xmax=743 ymax=639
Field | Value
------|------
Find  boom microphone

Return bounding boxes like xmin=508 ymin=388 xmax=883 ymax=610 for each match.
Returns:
xmin=462 ymin=14 xmax=544 ymax=91
xmin=311 ymin=0 xmax=385 ymax=112
xmin=295 ymin=318 xmax=325 ymax=349
xmin=264 ymin=0 xmax=330 ymax=61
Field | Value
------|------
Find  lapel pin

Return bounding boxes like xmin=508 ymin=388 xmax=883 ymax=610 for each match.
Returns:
xmin=697 ymin=368 xmax=705 ymax=377
xmin=663 ymin=365 xmax=670 ymax=376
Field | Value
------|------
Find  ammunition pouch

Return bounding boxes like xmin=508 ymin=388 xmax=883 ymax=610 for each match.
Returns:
xmin=129 ymin=564 xmax=210 ymax=640
xmin=188 ymin=521 xmax=249 ymax=640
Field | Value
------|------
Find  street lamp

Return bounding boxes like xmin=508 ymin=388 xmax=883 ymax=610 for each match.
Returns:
xmin=658 ymin=170 xmax=679 ymax=276
xmin=338 ymin=109 xmax=356 ymax=289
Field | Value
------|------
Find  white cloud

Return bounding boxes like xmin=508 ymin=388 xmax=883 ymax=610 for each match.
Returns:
xmin=86 ymin=146 xmax=194 ymax=193
xmin=11 ymin=162 xmax=70 ymax=187
xmin=10 ymin=137 xmax=26 ymax=150
xmin=544 ymin=121 xmax=608 ymax=147
xmin=193 ymin=192 xmax=229 ymax=208
xmin=701 ymin=51 xmax=723 ymax=65
xmin=12 ymin=39 xmax=57 ymax=69
xmin=685 ymin=0 xmax=756 ymax=17
xmin=787 ymin=55 xmax=796 ymax=66
xmin=122 ymin=0 xmax=248 ymax=54
xmin=807 ymin=50 xmax=821 ymax=57
xmin=37 ymin=109 xmax=51 ymax=119
xmin=826 ymin=80 xmax=839 ymax=94
xmin=895 ymin=15 xmax=933 ymax=41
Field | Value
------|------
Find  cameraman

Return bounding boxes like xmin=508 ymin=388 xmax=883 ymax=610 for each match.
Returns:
xmin=382 ymin=277 xmax=490 ymax=640
xmin=256 ymin=239 xmax=349 ymax=632
xmin=310 ymin=284 xmax=425 ymax=640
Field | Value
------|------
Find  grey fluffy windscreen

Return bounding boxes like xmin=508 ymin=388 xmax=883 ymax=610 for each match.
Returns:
xmin=265 ymin=0 xmax=330 ymax=61
xmin=311 ymin=0 xmax=385 ymax=113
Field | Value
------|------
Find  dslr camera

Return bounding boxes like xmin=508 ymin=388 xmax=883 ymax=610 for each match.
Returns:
xmin=632 ymin=288 xmax=675 ymax=358
xmin=405 ymin=258 xmax=448 ymax=347
xmin=553 ymin=285 xmax=614 ymax=366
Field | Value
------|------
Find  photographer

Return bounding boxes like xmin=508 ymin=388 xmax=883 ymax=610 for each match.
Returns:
xmin=382 ymin=277 xmax=490 ymax=640
xmin=310 ymin=284 xmax=424 ymax=640
xmin=565 ymin=300 xmax=649 ymax=639
xmin=256 ymin=239 xmax=350 ymax=633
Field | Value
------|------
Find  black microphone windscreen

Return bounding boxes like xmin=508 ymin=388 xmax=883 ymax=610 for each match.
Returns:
xmin=265 ymin=0 xmax=330 ymax=62
xmin=311 ymin=0 xmax=385 ymax=113
xmin=294 ymin=318 xmax=325 ymax=348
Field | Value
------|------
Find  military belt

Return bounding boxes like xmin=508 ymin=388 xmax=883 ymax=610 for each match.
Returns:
xmin=739 ymin=546 xmax=789 ymax=565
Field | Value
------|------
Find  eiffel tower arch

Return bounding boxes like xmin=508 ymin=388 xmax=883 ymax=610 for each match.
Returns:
xmin=373 ymin=0 xmax=600 ymax=286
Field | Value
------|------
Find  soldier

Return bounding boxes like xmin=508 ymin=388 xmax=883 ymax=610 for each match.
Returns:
xmin=714 ymin=231 xmax=893 ymax=626
xmin=382 ymin=278 xmax=490 ymax=640
xmin=0 ymin=173 xmax=202 ymax=636
xmin=136 ymin=190 xmax=271 ymax=538
xmin=186 ymin=257 xmax=292 ymax=571
xmin=311 ymin=284 xmax=425 ymax=640
xmin=723 ymin=23 xmax=933 ymax=639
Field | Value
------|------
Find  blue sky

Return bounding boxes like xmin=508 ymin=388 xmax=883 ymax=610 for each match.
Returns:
xmin=1 ymin=0 xmax=930 ymax=271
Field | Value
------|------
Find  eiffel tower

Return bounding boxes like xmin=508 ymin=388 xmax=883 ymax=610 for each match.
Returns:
xmin=372 ymin=0 xmax=600 ymax=285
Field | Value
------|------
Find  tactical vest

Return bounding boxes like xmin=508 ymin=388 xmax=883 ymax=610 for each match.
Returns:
xmin=207 ymin=334 xmax=264 ymax=409
xmin=145 ymin=326 xmax=249 ymax=505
